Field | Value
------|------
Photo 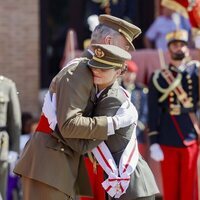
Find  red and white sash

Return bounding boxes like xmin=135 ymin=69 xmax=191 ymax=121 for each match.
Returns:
xmin=92 ymin=128 xmax=139 ymax=198
xmin=92 ymin=87 xmax=139 ymax=198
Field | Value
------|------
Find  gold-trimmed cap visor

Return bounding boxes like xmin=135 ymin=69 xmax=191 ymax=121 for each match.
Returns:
xmin=88 ymin=44 xmax=131 ymax=69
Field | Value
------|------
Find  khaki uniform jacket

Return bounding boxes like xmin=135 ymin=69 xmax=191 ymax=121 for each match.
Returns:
xmin=93 ymin=81 xmax=159 ymax=199
xmin=14 ymin=55 xmax=108 ymax=198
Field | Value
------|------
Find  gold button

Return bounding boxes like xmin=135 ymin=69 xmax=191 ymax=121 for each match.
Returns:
xmin=170 ymin=92 xmax=174 ymax=96
xmin=187 ymin=79 xmax=192 ymax=84
xmin=143 ymin=88 xmax=149 ymax=94
xmin=60 ymin=148 xmax=64 ymax=152
xmin=188 ymin=85 xmax=193 ymax=89
xmin=186 ymin=75 xmax=191 ymax=79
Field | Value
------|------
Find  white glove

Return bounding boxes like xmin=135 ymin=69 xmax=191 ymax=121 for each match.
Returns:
xmin=87 ymin=14 xmax=99 ymax=31
xmin=42 ymin=91 xmax=57 ymax=130
xmin=8 ymin=151 xmax=18 ymax=177
xmin=150 ymin=143 xmax=164 ymax=162
xmin=112 ymin=100 xmax=138 ymax=130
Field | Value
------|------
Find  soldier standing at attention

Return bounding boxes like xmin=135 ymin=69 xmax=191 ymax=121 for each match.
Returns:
xmin=0 ymin=76 xmax=21 ymax=200
xmin=148 ymin=29 xmax=199 ymax=200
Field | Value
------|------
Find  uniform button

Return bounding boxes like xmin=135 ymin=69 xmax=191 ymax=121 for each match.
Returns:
xmin=93 ymin=139 xmax=96 ymax=141
xmin=143 ymin=88 xmax=149 ymax=94
xmin=187 ymin=79 xmax=192 ymax=84
xmin=186 ymin=75 xmax=191 ymax=79
xmin=60 ymin=148 xmax=64 ymax=152
xmin=188 ymin=85 xmax=193 ymax=89
xmin=170 ymin=92 xmax=174 ymax=96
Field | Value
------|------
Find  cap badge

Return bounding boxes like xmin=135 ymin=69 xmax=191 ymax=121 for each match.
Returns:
xmin=95 ymin=48 xmax=105 ymax=58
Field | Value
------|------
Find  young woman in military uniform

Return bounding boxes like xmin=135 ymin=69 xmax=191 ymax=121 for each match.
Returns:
xmin=87 ymin=44 xmax=159 ymax=200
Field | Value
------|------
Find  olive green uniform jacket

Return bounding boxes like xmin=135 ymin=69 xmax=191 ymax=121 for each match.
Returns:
xmin=93 ymin=81 xmax=159 ymax=199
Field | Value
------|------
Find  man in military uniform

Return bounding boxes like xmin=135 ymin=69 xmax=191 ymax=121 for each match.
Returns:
xmin=0 ymin=76 xmax=21 ymax=200
xmin=14 ymin=15 xmax=142 ymax=200
xmin=148 ymin=29 xmax=199 ymax=200
xmin=121 ymin=60 xmax=149 ymax=158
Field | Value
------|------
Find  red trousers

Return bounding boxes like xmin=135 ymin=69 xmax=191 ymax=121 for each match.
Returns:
xmin=80 ymin=157 xmax=106 ymax=200
xmin=160 ymin=144 xmax=199 ymax=200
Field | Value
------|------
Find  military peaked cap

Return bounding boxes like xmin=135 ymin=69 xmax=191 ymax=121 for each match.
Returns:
xmin=99 ymin=14 xmax=141 ymax=50
xmin=88 ymin=44 xmax=131 ymax=69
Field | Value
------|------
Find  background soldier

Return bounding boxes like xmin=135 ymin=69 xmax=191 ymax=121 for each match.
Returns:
xmin=148 ymin=29 xmax=199 ymax=200
xmin=0 ymin=76 xmax=21 ymax=200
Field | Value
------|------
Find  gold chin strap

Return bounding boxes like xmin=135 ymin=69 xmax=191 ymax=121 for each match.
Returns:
xmin=93 ymin=56 xmax=123 ymax=68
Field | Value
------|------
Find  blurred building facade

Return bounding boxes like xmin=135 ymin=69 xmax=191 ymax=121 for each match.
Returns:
xmin=0 ymin=1 xmax=40 ymax=114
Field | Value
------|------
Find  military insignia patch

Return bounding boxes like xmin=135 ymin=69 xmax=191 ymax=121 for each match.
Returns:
xmin=95 ymin=48 xmax=105 ymax=58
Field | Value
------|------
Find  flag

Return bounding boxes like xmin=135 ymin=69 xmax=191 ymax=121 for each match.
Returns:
xmin=161 ymin=0 xmax=200 ymax=28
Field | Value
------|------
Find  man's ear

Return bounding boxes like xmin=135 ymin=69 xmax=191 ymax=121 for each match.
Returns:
xmin=104 ymin=35 xmax=112 ymax=44
xmin=116 ymin=69 xmax=122 ymax=76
